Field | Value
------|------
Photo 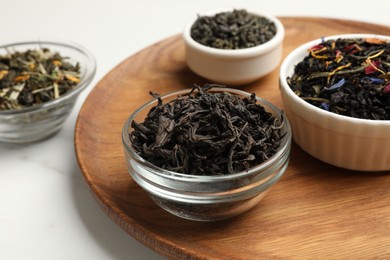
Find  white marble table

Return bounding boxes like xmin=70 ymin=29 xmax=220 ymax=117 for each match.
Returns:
xmin=1 ymin=1 xmax=389 ymax=259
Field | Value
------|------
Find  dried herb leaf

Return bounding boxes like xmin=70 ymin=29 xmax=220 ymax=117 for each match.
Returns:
xmin=0 ymin=47 xmax=80 ymax=111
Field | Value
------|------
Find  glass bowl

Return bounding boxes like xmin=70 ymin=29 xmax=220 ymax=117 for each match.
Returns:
xmin=122 ymin=88 xmax=292 ymax=221
xmin=183 ymin=9 xmax=285 ymax=86
xmin=0 ymin=39 xmax=96 ymax=143
xmin=279 ymin=34 xmax=390 ymax=171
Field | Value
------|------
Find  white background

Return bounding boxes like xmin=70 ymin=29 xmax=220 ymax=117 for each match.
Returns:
xmin=1 ymin=0 xmax=389 ymax=259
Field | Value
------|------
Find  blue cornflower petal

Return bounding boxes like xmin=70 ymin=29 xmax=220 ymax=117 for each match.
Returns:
xmin=321 ymin=102 xmax=329 ymax=111
xmin=361 ymin=77 xmax=384 ymax=83
xmin=324 ymin=78 xmax=346 ymax=91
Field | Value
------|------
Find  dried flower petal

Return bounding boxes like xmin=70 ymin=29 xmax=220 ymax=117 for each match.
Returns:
xmin=324 ymin=78 xmax=346 ymax=90
xmin=28 ymin=63 xmax=35 ymax=69
xmin=13 ymin=74 xmax=30 ymax=82
xmin=0 ymin=70 xmax=8 ymax=80
xmin=52 ymin=60 xmax=62 ymax=66
xmin=327 ymin=63 xmax=351 ymax=83
xmin=367 ymin=49 xmax=385 ymax=59
xmin=361 ymin=77 xmax=384 ymax=83
xmin=65 ymin=74 xmax=80 ymax=83
xmin=344 ymin=44 xmax=362 ymax=54
xmin=310 ymin=46 xmax=328 ymax=59
xmin=365 ymin=59 xmax=384 ymax=75
xmin=309 ymin=44 xmax=324 ymax=51
xmin=379 ymin=73 xmax=390 ymax=81
xmin=365 ymin=38 xmax=386 ymax=44
xmin=321 ymin=102 xmax=330 ymax=111
xmin=335 ymin=50 xmax=343 ymax=63
xmin=384 ymin=83 xmax=390 ymax=94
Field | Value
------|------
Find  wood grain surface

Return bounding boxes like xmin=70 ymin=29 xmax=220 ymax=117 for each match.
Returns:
xmin=75 ymin=17 xmax=390 ymax=259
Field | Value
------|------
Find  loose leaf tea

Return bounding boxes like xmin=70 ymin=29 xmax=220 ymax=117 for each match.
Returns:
xmin=0 ymin=47 xmax=80 ymax=111
xmin=287 ymin=37 xmax=390 ymax=120
xmin=191 ymin=9 xmax=276 ymax=49
xmin=130 ymin=84 xmax=285 ymax=176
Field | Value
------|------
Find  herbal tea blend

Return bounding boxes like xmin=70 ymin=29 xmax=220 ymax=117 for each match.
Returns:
xmin=130 ymin=84 xmax=285 ymax=176
xmin=0 ymin=48 xmax=80 ymax=111
xmin=287 ymin=37 xmax=390 ymax=120
xmin=190 ymin=9 xmax=276 ymax=49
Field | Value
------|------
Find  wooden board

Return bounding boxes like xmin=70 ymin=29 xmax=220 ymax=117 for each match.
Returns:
xmin=75 ymin=17 xmax=390 ymax=259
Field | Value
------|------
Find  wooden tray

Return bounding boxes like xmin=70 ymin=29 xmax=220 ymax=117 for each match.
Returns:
xmin=75 ymin=17 xmax=390 ymax=259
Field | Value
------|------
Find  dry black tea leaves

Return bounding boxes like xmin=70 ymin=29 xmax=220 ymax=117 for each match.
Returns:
xmin=191 ymin=9 xmax=276 ymax=50
xmin=0 ymin=48 xmax=80 ymax=111
xmin=130 ymin=84 xmax=285 ymax=176
xmin=287 ymin=37 xmax=390 ymax=120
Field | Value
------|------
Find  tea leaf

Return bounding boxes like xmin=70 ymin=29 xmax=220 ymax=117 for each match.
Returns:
xmin=288 ymin=38 xmax=390 ymax=120
xmin=130 ymin=84 xmax=285 ymax=175
xmin=191 ymin=9 xmax=276 ymax=50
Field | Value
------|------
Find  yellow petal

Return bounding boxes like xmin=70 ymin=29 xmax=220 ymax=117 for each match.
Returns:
xmin=0 ymin=70 xmax=9 ymax=80
xmin=65 ymin=74 xmax=80 ymax=83
xmin=52 ymin=60 xmax=62 ymax=66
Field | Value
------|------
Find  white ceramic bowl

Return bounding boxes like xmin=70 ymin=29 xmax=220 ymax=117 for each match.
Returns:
xmin=183 ymin=9 xmax=284 ymax=86
xmin=279 ymin=34 xmax=390 ymax=171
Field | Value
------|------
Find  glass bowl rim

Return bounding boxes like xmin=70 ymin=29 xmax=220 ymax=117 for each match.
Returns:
xmin=122 ymin=87 xmax=292 ymax=182
xmin=0 ymin=38 xmax=96 ymax=115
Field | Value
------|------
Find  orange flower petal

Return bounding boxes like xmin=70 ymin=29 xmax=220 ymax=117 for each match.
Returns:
xmin=13 ymin=74 xmax=30 ymax=82
xmin=365 ymin=38 xmax=386 ymax=44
